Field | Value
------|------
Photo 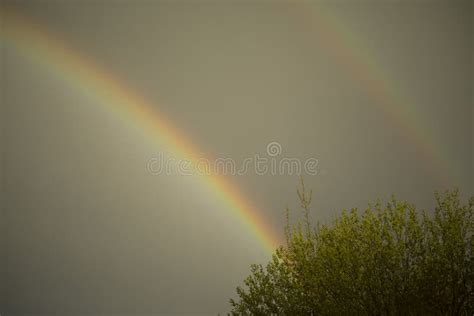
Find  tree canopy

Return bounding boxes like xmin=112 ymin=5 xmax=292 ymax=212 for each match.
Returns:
xmin=230 ymin=181 xmax=473 ymax=315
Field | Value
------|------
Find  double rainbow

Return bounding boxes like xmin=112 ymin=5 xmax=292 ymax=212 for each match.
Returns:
xmin=1 ymin=5 xmax=453 ymax=253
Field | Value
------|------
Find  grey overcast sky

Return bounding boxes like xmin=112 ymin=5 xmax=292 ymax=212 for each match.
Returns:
xmin=1 ymin=1 xmax=472 ymax=314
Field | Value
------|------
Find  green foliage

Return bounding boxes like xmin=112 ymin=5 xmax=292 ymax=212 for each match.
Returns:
xmin=230 ymin=181 xmax=473 ymax=315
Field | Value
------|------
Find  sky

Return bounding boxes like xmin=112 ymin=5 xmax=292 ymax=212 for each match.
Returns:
xmin=1 ymin=0 xmax=472 ymax=314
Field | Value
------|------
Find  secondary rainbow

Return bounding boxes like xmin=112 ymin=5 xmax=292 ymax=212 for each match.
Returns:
xmin=1 ymin=11 xmax=281 ymax=253
xmin=290 ymin=4 xmax=454 ymax=186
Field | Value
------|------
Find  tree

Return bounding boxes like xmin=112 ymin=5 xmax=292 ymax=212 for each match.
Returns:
xmin=230 ymin=180 xmax=473 ymax=315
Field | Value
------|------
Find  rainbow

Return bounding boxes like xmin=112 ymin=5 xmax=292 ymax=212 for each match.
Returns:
xmin=1 ymin=11 xmax=281 ymax=253
xmin=0 ymin=5 xmax=455 ymax=254
xmin=290 ymin=4 xmax=453 ymax=186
